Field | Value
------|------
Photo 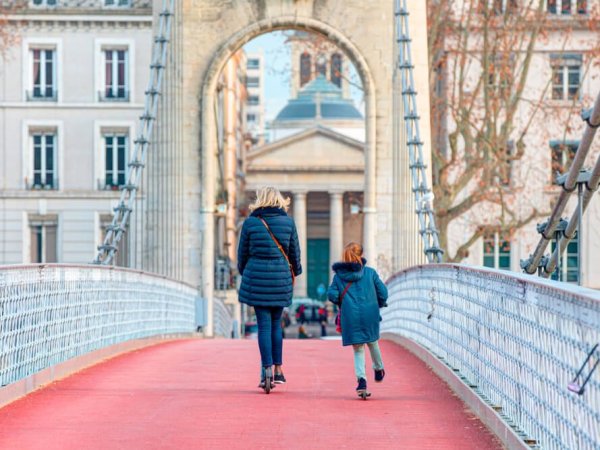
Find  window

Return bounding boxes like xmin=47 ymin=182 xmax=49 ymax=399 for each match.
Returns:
xmin=315 ymin=54 xmax=327 ymax=77
xmin=492 ymin=0 xmax=517 ymax=14
xmin=246 ymin=113 xmax=257 ymax=123
xmin=548 ymin=0 xmax=587 ymax=14
xmin=486 ymin=53 xmax=513 ymax=96
xmin=551 ymin=236 xmax=578 ymax=282
xmin=31 ymin=132 xmax=57 ymax=189
xmin=331 ymin=53 xmax=342 ymax=88
xmin=29 ymin=48 xmax=56 ymax=100
xmin=101 ymin=49 xmax=129 ymax=101
xmin=105 ymin=0 xmax=131 ymax=6
xmin=483 ymin=232 xmax=511 ymax=270
xmin=551 ymin=54 xmax=581 ymax=100
xmin=100 ymin=215 xmax=129 ymax=267
xmin=104 ymin=133 xmax=128 ymax=189
xmin=495 ymin=140 xmax=514 ymax=186
xmin=247 ymin=58 xmax=260 ymax=70
xmin=246 ymin=76 xmax=259 ymax=88
xmin=550 ymin=141 xmax=578 ymax=182
xmin=300 ymin=52 xmax=311 ymax=87
xmin=479 ymin=0 xmax=517 ymax=14
xmin=247 ymin=95 xmax=259 ymax=106
xmin=29 ymin=215 xmax=58 ymax=263
xmin=31 ymin=0 xmax=57 ymax=6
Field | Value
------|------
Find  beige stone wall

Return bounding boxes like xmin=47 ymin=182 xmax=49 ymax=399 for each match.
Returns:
xmin=152 ymin=0 xmax=433 ymax=332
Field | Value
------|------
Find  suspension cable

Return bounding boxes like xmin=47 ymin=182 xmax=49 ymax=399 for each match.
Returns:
xmin=93 ymin=0 xmax=175 ymax=265
xmin=394 ymin=0 xmax=444 ymax=263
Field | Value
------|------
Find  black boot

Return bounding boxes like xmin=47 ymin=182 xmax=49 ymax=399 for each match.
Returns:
xmin=356 ymin=377 xmax=367 ymax=392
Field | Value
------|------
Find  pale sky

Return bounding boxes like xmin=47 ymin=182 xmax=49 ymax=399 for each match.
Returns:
xmin=243 ymin=31 xmax=364 ymax=123
xmin=243 ymin=31 xmax=291 ymax=122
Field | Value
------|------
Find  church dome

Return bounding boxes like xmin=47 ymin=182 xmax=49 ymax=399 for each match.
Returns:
xmin=274 ymin=75 xmax=363 ymax=122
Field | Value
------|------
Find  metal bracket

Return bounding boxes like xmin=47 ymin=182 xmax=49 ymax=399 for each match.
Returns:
xmin=582 ymin=108 xmax=600 ymax=128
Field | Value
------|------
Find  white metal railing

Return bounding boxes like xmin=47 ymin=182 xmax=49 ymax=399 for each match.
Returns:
xmin=213 ymin=296 xmax=233 ymax=339
xmin=382 ymin=264 xmax=600 ymax=450
xmin=0 ymin=264 xmax=197 ymax=387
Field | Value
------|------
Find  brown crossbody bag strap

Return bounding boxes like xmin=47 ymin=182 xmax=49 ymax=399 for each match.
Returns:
xmin=340 ymin=281 xmax=353 ymax=304
xmin=258 ymin=217 xmax=296 ymax=286
xmin=335 ymin=281 xmax=353 ymax=332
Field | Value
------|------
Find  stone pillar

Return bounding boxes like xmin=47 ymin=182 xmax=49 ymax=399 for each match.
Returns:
xmin=329 ymin=191 xmax=344 ymax=279
xmin=363 ymin=87 xmax=377 ymax=270
xmin=293 ymin=191 xmax=308 ymax=298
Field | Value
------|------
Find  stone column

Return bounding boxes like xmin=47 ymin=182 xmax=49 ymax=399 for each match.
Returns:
xmin=293 ymin=191 xmax=308 ymax=298
xmin=363 ymin=87 xmax=377 ymax=270
xmin=329 ymin=191 xmax=344 ymax=279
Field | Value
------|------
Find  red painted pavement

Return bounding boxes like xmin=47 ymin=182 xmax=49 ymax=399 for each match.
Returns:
xmin=0 ymin=339 xmax=503 ymax=450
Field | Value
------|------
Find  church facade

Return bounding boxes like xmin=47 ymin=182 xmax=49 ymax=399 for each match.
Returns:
xmin=243 ymin=45 xmax=366 ymax=299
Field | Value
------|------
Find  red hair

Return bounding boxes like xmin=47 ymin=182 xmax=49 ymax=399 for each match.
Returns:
xmin=342 ymin=242 xmax=363 ymax=265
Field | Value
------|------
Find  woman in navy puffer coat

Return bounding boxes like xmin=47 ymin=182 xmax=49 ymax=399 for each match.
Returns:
xmin=238 ymin=187 xmax=302 ymax=387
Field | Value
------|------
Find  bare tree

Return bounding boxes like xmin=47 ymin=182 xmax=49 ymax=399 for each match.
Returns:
xmin=427 ymin=0 xmax=600 ymax=262
xmin=0 ymin=1 xmax=25 ymax=57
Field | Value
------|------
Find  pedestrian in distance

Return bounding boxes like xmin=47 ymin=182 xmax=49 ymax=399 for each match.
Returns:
xmin=298 ymin=323 xmax=311 ymax=339
xmin=281 ymin=309 xmax=291 ymax=339
xmin=237 ymin=186 xmax=302 ymax=391
xmin=297 ymin=303 xmax=307 ymax=324
xmin=327 ymin=242 xmax=388 ymax=398
xmin=318 ymin=306 xmax=328 ymax=337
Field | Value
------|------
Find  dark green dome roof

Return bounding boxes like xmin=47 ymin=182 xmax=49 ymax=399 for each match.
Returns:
xmin=275 ymin=75 xmax=363 ymax=122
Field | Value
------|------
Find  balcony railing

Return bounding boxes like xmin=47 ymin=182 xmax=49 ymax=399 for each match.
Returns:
xmin=27 ymin=180 xmax=59 ymax=190
xmin=98 ymin=90 xmax=130 ymax=102
xmin=97 ymin=179 xmax=125 ymax=191
xmin=26 ymin=90 xmax=58 ymax=102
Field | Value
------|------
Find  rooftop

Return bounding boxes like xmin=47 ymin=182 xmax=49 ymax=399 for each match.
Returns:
xmin=274 ymin=75 xmax=363 ymax=122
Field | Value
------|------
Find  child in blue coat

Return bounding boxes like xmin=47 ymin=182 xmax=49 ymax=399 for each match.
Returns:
xmin=327 ymin=242 xmax=388 ymax=395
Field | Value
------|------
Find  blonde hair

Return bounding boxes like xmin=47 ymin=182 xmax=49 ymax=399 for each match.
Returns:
xmin=249 ymin=186 xmax=290 ymax=212
xmin=342 ymin=242 xmax=363 ymax=265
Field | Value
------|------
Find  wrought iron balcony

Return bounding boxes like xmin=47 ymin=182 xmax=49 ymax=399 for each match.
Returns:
xmin=26 ymin=90 xmax=58 ymax=102
xmin=27 ymin=180 xmax=59 ymax=190
xmin=97 ymin=179 xmax=125 ymax=191
xmin=98 ymin=89 xmax=130 ymax=102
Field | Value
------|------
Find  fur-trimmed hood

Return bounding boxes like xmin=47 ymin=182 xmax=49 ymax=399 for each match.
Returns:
xmin=331 ymin=258 xmax=367 ymax=282
xmin=250 ymin=206 xmax=288 ymax=218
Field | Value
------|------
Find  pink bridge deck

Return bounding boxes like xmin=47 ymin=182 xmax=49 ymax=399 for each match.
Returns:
xmin=0 ymin=339 xmax=502 ymax=449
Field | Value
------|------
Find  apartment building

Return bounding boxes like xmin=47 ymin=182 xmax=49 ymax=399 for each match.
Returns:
xmin=0 ymin=0 xmax=152 ymax=265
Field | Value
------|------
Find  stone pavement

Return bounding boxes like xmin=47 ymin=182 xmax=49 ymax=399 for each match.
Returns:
xmin=0 ymin=339 xmax=502 ymax=449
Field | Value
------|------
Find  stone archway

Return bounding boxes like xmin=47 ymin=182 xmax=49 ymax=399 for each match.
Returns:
xmin=156 ymin=1 xmax=433 ymax=336
xmin=200 ymin=17 xmax=378 ymax=330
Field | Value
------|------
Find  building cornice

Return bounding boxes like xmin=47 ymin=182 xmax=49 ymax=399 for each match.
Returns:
xmin=0 ymin=190 xmax=133 ymax=199
xmin=244 ymin=181 xmax=365 ymax=192
xmin=247 ymin=166 xmax=364 ymax=173
xmin=0 ymin=102 xmax=145 ymax=109
xmin=249 ymin=126 xmax=365 ymax=160
xmin=6 ymin=13 xmax=152 ymax=25
xmin=446 ymin=18 xmax=600 ymax=36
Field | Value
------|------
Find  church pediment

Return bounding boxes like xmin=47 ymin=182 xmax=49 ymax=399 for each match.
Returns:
xmin=247 ymin=126 xmax=364 ymax=172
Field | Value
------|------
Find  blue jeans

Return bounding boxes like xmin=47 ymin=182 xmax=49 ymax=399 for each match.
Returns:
xmin=254 ymin=306 xmax=284 ymax=367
